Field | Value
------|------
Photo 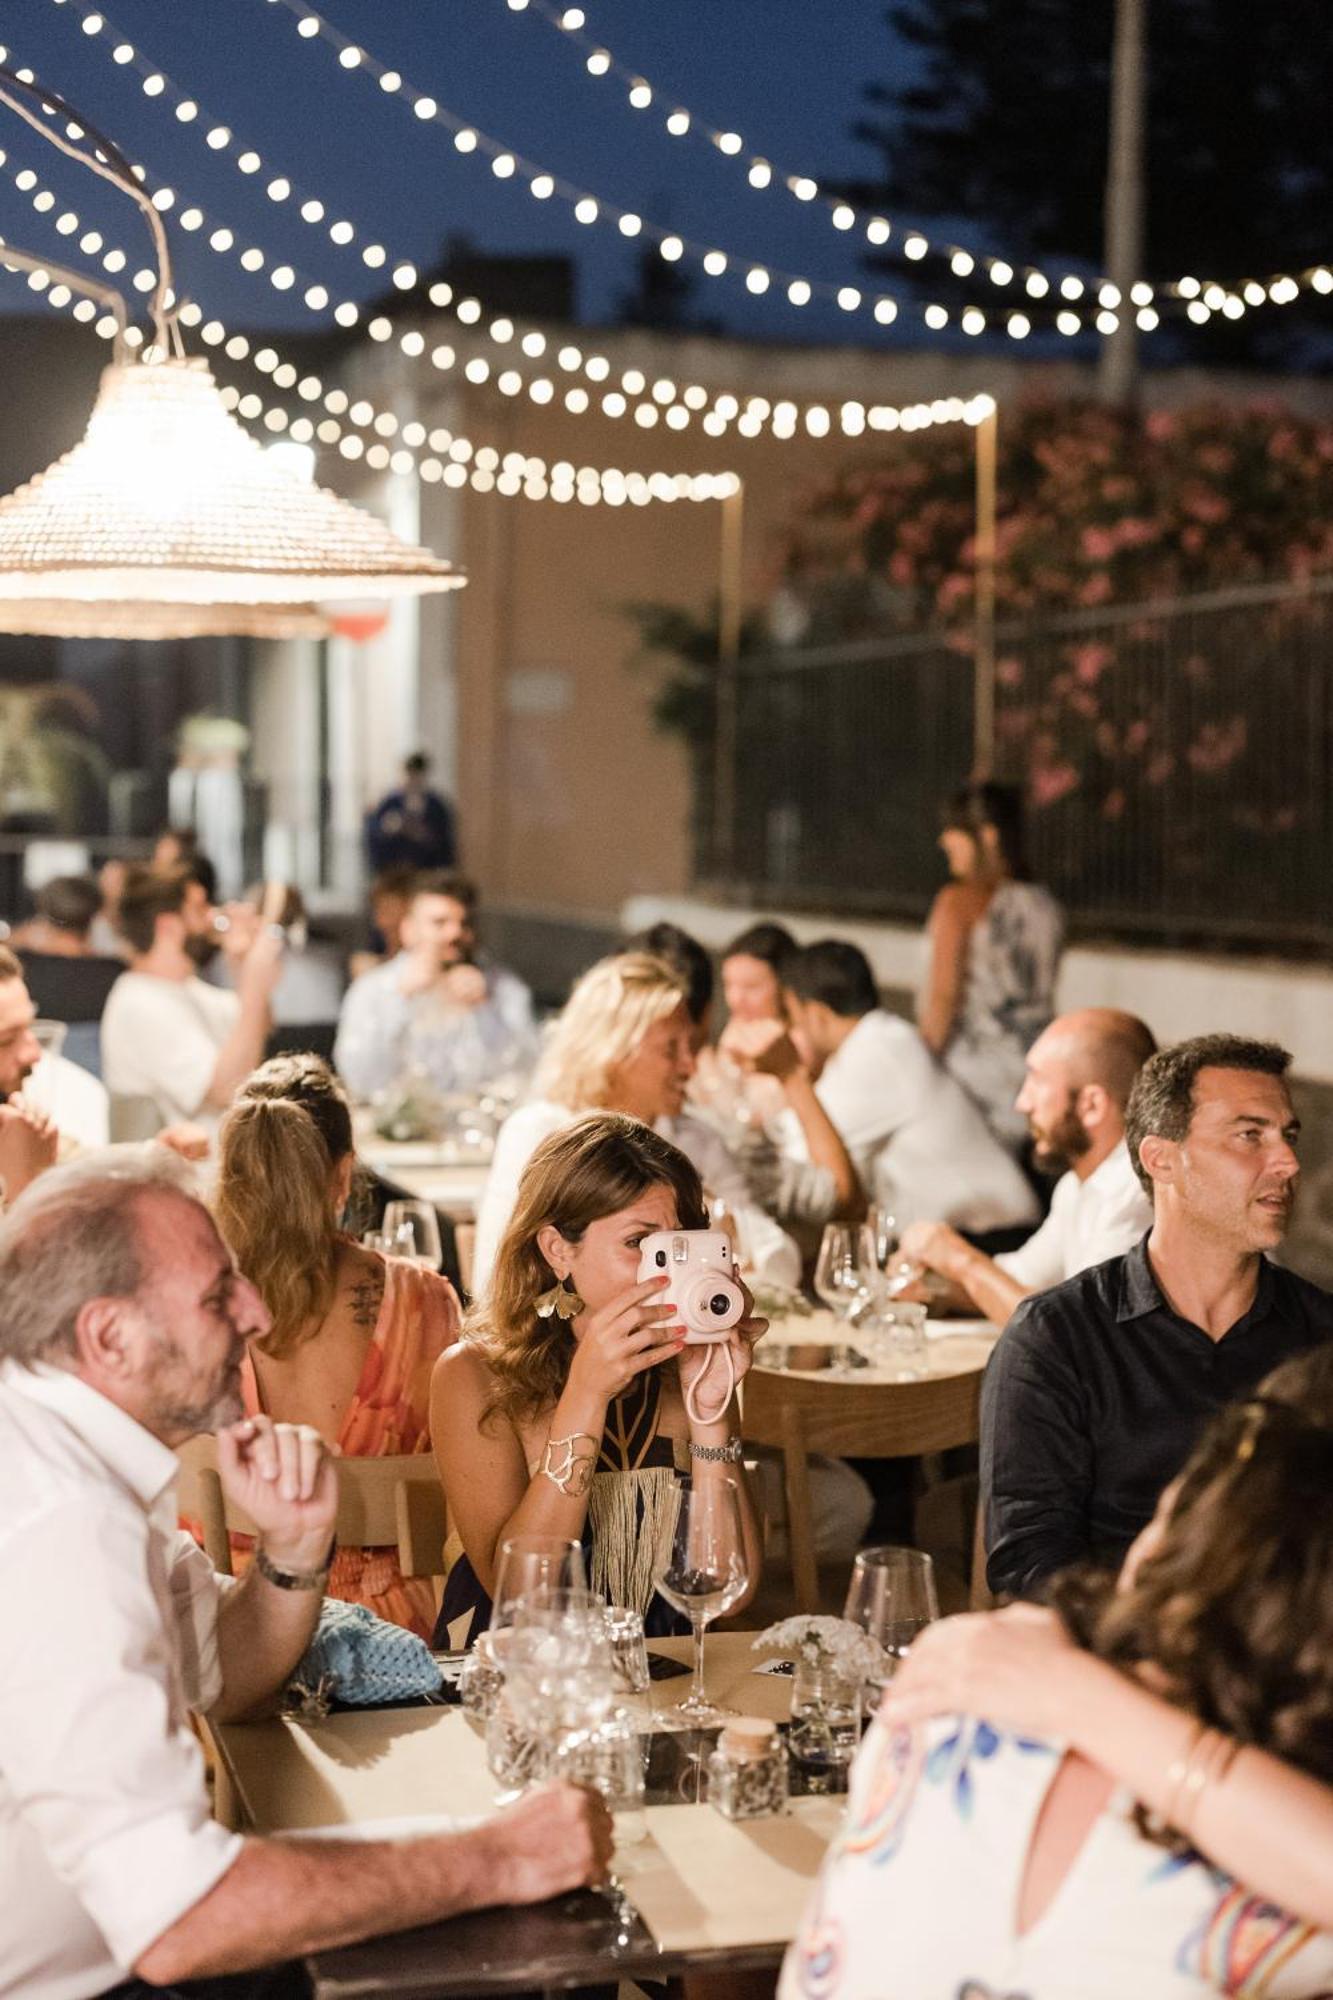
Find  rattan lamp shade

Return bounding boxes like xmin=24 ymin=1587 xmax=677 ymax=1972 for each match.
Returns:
xmin=0 ymin=599 xmax=333 ymax=639
xmin=0 ymin=357 xmax=462 ymax=635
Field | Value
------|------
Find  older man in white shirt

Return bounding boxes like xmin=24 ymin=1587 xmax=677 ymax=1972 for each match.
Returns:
xmin=771 ymin=940 xmax=1039 ymax=1235
xmin=898 ymin=1007 xmax=1157 ymax=1323
xmin=0 ymin=1151 xmax=609 ymax=2000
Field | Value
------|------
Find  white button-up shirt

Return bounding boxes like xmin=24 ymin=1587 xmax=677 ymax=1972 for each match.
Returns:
xmin=803 ymin=1011 xmax=1040 ymax=1232
xmin=0 ymin=1361 xmax=242 ymax=1999
xmin=995 ymin=1138 xmax=1153 ymax=1291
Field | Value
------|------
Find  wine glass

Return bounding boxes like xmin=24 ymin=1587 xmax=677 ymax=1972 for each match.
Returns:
xmin=491 ymin=1534 xmax=588 ymax=1635
xmin=652 ymin=1474 xmax=750 ymax=1724
xmin=382 ymin=1199 xmax=443 ymax=1271
xmin=843 ymin=1546 xmax=939 ymax=1709
xmin=815 ymin=1223 xmax=872 ymax=1326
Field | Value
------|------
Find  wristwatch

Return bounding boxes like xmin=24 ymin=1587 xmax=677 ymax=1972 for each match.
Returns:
xmin=255 ymin=1536 xmax=336 ymax=1591
xmin=688 ymin=1436 xmax=744 ymax=1464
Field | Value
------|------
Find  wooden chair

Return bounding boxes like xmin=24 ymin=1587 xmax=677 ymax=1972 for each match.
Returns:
xmin=177 ymin=1436 xmax=451 ymax=1605
xmin=740 ymin=1365 xmax=985 ymax=1611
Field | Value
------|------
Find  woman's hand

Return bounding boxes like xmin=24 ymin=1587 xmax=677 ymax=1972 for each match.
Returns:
xmin=676 ymin=1272 xmax=767 ymax=1424
xmin=566 ymin=1275 xmax=686 ymax=1406
xmin=877 ymin=1604 xmax=1081 ymax=1740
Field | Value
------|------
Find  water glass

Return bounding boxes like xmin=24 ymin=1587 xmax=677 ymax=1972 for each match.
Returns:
xmin=457 ymin=1631 xmax=504 ymax=1718
xmin=491 ymin=1535 xmax=587 ymax=1633
xmin=787 ymin=1658 xmax=862 ymax=1792
xmin=604 ymin=1607 xmax=651 ymax=1698
xmin=844 ymin=1546 xmax=939 ymax=1706
xmin=861 ymin=1301 xmax=929 ymax=1378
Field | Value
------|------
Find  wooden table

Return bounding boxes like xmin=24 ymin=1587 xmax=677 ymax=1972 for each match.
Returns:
xmin=212 ymin=1632 xmax=840 ymax=1996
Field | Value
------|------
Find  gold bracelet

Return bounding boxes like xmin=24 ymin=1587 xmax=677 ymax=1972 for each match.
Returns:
xmin=1162 ymin=1723 xmax=1232 ymax=1841
xmin=539 ymin=1430 xmax=599 ymax=1497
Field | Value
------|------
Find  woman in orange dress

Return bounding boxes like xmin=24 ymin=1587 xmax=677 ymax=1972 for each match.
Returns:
xmin=215 ymin=1053 xmax=459 ymax=1638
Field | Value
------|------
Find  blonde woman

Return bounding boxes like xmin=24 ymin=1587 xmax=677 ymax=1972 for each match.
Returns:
xmin=431 ymin=1112 xmax=765 ymax=1645
xmin=472 ymin=951 xmax=800 ymax=1291
xmin=215 ymin=1054 xmax=460 ymax=1638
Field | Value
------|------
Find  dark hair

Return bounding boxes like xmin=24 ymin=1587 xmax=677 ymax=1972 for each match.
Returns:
xmin=215 ymin=1055 xmax=358 ymax=1359
xmin=783 ymin=939 xmax=879 ymax=1020
xmin=1052 ymin=1345 xmax=1333 ymax=1804
xmin=181 ymin=853 xmax=218 ymax=904
xmin=624 ymin=922 xmax=714 ymax=1025
xmin=34 ymin=874 xmax=101 ymax=936
xmin=371 ymin=864 xmax=420 ymax=903
xmin=404 ymin=751 xmax=432 ymax=777
xmin=412 ymin=869 xmax=477 ymax=913
xmin=1123 ymin=1034 xmax=1292 ymax=1195
xmin=942 ymin=781 xmax=1030 ymax=878
xmin=722 ymin=922 xmax=798 ymax=977
xmin=117 ymin=863 xmax=193 ymax=957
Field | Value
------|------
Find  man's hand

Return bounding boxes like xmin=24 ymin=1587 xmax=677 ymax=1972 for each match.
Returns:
xmin=0 ymin=1097 xmax=59 ymax=1202
xmin=156 ymin=1123 xmax=212 ymax=1162
xmin=719 ymin=1017 xmax=802 ymax=1082
xmin=482 ymin=1784 xmax=615 ymax=1904
xmin=900 ymin=1218 xmax=971 ymax=1285
xmin=216 ymin=903 xmax=262 ymax=966
xmin=216 ymin=1416 xmax=338 ymax=1572
xmin=236 ymin=927 xmax=284 ymax=1006
xmin=439 ymin=963 xmax=488 ymax=1010
xmin=397 ymin=949 xmax=440 ymax=999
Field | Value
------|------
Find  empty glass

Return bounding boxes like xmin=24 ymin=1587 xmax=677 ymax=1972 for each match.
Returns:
xmin=382 ymin=1199 xmax=443 ymax=1271
xmin=814 ymin=1223 xmax=871 ymax=1325
xmin=844 ymin=1546 xmax=939 ymax=1707
xmin=604 ymin=1606 xmax=651 ymax=1698
xmin=859 ymin=1300 xmax=930 ymax=1378
xmin=652 ymin=1474 xmax=750 ymax=1723
xmin=491 ymin=1534 xmax=587 ymax=1634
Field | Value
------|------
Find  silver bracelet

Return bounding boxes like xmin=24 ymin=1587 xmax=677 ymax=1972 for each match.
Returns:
xmin=539 ymin=1430 xmax=599 ymax=1496
xmin=688 ymin=1436 xmax=743 ymax=1464
xmin=255 ymin=1539 xmax=335 ymax=1592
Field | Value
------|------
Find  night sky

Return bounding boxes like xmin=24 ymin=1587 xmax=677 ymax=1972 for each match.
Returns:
xmin=0 ymin=0 xmax=928 ymax=347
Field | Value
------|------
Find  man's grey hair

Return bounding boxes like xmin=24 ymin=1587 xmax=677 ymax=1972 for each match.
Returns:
xmin=0 ymin=1146 xmax=197 ymax=1367
xmin=1123 ymin=1034 xmax=1292 ymax=1196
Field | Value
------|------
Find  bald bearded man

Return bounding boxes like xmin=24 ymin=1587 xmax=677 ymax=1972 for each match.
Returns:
xmin=899 ymin=1008 xmax=1156 ymax=1324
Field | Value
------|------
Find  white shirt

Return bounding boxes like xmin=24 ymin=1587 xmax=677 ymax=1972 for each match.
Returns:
xmin=334 ymin=953 xmax=536 ymax=1101
xmin=0 ymin=1362 xmax=242 ymax=1999
xmin=781 ymin=1713 xmax=1333 ymax=2000
xmin=24 ymin=1051 xmax=110 ymax=1150
xmin=473 ymin=1099 xmax=801 ymax=1294
xmin=996 ymin=1140 xmax=1153 ymax=1291
xmin=806 ymin=1011 xmax=1039 ymax=1232
xmin=101 ymin=971 xmax=240 ymax=1132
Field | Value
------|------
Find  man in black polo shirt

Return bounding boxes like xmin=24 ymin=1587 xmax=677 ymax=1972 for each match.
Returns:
xmin=981 ymin=1033 xmax=1333 ymax=1599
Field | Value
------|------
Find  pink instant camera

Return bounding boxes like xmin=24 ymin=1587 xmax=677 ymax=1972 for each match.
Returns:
xmin=637 ymin=1229 xmax=746 ymax=1343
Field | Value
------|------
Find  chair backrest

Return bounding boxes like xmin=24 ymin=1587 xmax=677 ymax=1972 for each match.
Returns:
xmin=176 ymin=1435 xmax=449 ymax=1585
xmin=741 ymin=1366 xmax=983 ymax=1461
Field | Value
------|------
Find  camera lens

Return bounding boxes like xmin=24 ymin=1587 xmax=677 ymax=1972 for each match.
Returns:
xmin=655 ymin=1250 xmax=667 ymax=1268
xmin=708 ymin=1293 xmax=732 ymax=1317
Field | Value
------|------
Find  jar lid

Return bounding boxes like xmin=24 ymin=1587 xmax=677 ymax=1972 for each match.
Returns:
xmin=720 ymin=1716 xmax=777 ymax=1762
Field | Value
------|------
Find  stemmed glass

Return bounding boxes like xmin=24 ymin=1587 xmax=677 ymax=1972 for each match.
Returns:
xmin=382 ymin=1199 xmax=443 ymax=1271
xmin=814 ymin=1223 xmax=872 ymax=1323
xmin=491 ymin=1534 xmax=587 ymax=1631
xmin=653 ymin=1474 xmax=750 ymax=1724
xmin=843 ymin=1546 xmax=939 ymax=1710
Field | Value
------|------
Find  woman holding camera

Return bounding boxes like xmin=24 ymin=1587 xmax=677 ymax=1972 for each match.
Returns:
xmin=430 ymin=1112 xmax=765 ymax=1647
xmin=782 ymin=1346 xmax=1333 ymax=1999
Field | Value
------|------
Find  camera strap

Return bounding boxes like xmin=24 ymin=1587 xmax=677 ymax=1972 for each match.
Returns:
xmin=682 ymin=1340 xmax=737 ymax=1430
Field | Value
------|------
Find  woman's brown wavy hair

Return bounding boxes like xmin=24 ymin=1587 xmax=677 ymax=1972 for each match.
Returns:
xmin=215 ymin=1054 xmax=360 ymax=1359
xmin=1052 ymin=1344 xmax=1333 ymax=1792
xmin=472 ymin=1110 xmax=707 ymax=1429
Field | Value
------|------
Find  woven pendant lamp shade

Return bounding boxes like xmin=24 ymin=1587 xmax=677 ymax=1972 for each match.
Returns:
xmin=0 ymin=599 xmax=332 ymax=639
xmin=0 ymin=357 xmax=462 ymax=636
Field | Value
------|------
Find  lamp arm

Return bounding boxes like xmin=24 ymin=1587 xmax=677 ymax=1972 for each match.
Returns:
xmin=0 ymin=64 xmax=175 ymax=352
xmin=0 ymin=238 xmax=130 ymax=359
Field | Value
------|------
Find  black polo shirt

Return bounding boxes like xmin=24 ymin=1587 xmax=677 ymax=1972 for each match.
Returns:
xmin=980 ymin=1234 xmax=1333 ymax=1600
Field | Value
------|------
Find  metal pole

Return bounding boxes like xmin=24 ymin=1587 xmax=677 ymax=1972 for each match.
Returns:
xmin=973 ymin=406 xmax=998 ymax=776
xmin=1099 ymin=0 xmax=1147 ymax=405
xmin=712 ymin=479 xmax=745 ymax=876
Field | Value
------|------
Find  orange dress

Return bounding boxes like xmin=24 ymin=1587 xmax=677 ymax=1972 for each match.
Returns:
xmin=240 ymin=1255 xmax=460 ymax=1640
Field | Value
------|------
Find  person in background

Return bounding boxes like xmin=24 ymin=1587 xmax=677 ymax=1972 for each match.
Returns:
xmin=982 ymin=1034 xmax=1333 ymax=1601
xmin=472 ymin=952 xmax=801 ymax=1293
xmin=918 ymin=781 xmax=1064 ymax=1152
xmin=89 ymin=855 xmax=131 ymax=959
xmin=783 ymin=1346 xmax=1333 ymax=2000
xmin=334 ymin=872 xmax=535 ymax=1101
xmin=14 ymin=875 xmax=124 ymax=1077
xmin=777 ymin=939 xmax=1039 ymax=1236
xmin=623 ymin=921 xmax=716 ymax=1050
xmin=693 ymin=921 xmax=800 ymax=1130
xmin=433 ymin=1112 xmax=764 ymax=1646
xmin=153 ymin=826 xmax=218 ymax=904
xmin=101 ymin=864 xmax=281 ymax=1140
xmin=236 ymin=882 xmax=345 ymax=1030
xmin=365 ymin=751 xmax=457 ymax=875
xmin=899 ymin=1008 xmax=1156 ymax=1324
xmin=0 ymin=1149 xmax=611 ymax=1998
xmin=348 ymin=864 xmax=419 ymax=982
xmin=215 ymin=1056 xmax=459 ymax=1638
xmin=0 ymin=946 xmax=60 ymax=1203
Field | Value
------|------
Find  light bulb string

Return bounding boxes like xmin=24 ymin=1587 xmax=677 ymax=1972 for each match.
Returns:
xmin=0 ymin=58 xmax=175 ymax=349
xmin=0 ymin=229 xmax=128 ymax=353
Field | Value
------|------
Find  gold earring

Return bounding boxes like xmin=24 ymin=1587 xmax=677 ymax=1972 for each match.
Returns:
xmin=535 ymin=1278 xmax=584 ymax=1322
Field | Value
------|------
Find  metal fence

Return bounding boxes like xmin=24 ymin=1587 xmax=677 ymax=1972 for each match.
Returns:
xmin=700 ymin=574 xmax=1333 ymax=951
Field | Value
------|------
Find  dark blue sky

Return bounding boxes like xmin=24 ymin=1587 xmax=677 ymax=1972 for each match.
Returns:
xmin=0 ymin=0 xmax=938 ymax=346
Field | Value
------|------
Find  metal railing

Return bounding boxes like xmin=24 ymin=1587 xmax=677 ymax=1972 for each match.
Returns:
xmin=700 ymin=574 xmax=1333 ymax=951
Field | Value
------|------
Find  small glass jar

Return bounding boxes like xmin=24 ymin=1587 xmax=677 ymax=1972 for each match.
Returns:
xmin=788 ymin=1658 xmax=861 ymax=1792
xmin=707 ymin=1716 xmax=789 ymax=1820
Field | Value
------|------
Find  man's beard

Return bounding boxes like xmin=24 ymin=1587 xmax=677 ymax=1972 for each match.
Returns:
xmin=184 ymin=932 xmax=220 ymax=971
xmin=1030 ymin=1100 xmax=1091 ymax=1175
xmin=147 ymin=1328 xmax=246 ymax=1436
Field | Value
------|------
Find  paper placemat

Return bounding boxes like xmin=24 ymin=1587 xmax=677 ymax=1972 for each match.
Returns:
xmin=625 ymin=1798 xmax=843 ymax=1950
